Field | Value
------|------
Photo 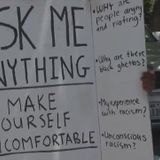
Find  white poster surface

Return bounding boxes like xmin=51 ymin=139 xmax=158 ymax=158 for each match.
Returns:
xmin=0 ymin=0 xmax=153 ymax=160
xmin=90 ymin=0 xmax=154 ymax=160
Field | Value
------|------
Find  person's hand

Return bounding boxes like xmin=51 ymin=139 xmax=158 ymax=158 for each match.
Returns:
xmin=141 ymin=71 xmax=155 ymax=92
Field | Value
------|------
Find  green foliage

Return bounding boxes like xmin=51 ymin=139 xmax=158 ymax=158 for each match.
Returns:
xmin=144 ymin=0 xmax=154 ymax=13
xmin=144 ymin=0 xmax=154 ymax=24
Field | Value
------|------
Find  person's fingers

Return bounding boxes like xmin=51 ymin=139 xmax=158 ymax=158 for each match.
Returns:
xmin=143 ymin=83 xmax=154 ymax=92
xmin=141 ymin=71 xmax=154 ymax=80
xmin=141 ymin=71 xmax=155 ymax=92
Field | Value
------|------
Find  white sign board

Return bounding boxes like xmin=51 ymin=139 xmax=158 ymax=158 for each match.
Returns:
xmin=0 ymin=0 xmax=153 ymax=160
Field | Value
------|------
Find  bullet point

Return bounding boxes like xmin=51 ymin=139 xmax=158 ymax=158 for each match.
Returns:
xmin=93 ymin=10 xmax=95 ymax=13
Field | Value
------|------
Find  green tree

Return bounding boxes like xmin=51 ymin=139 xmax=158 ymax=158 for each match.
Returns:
xmin=144 ymin=0 xmax=155 ymax=25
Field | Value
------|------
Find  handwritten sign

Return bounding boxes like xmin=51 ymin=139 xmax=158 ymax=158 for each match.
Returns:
xmin=91 ymin=0 xmax=154 ymax=159
xmin=0 ymin=0 xmax=153 ymax=160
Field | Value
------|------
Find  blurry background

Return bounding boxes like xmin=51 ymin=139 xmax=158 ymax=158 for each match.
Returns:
xmin=144 ymin=0 xmax=160 ymax=159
